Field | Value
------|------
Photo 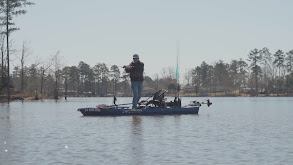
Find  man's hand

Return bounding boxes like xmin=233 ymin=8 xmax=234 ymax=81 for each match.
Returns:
xmin=123 ymin=65 xmax=134 ymax=69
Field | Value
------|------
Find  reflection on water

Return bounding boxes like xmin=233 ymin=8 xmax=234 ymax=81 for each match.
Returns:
xmin=0 ymin=97 xmax=293 ymax=165
xmin=130 ymin=116 xmax=143 ymax=165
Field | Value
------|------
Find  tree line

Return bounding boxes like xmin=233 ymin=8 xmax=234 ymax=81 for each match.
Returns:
xmin=0 ymin=56 xmax=181 ymax=99
xmin=185 ymin=47 xmax=293 ymax=96
xmin=1 ymin=47 xmax=293 ymax=100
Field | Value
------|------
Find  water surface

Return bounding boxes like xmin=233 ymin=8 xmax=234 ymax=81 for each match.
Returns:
xmin=0 ymin=97 xmax=292 ymax=165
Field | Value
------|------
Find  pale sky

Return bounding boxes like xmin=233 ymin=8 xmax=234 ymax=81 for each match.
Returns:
xmin=8 ymin=0 xmax=293 ymax=79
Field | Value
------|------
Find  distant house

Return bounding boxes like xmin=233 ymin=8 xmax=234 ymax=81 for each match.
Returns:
xmin=58 ymin=88 xmax=78 ymax=97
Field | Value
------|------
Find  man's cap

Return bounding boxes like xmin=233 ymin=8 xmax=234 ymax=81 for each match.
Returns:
xmin=133 ymin=54 xmax=139 ymax=59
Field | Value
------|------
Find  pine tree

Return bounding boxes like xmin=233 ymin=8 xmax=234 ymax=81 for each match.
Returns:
xmin=248 ymin=49 xmax=262 ymax=96
xmin=273 ymin=49 xmax=285 ymax=95
xmin=0 ymin=0 xmax=34 ymax=100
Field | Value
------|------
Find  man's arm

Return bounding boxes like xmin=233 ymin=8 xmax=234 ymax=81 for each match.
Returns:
xmin=123 ymin=64 xmax=134 ymax=73
xmin=138 ymin=62 xmax=144 ymax=74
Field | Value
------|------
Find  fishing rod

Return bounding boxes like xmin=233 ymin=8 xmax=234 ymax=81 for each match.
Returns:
xmin=175 ymin=40 xmax=181 ymax=101
xmin=104 ymin=63 xmax=124 ymax=68
xmin=113 ymin=102 xmax=133 ymax=106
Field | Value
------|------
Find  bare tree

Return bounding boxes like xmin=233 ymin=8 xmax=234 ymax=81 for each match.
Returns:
xmin=40 ymin=61 xmax=52 ymax=95
xmin=110 ymin=65 xmax=120 ymax=97
xmin=1 ymin=35 xmax=5 ymax=91
xmin=17 ymin=41 xmax=32 ymax=93
xmin=184 ymin=68 xmax=192 ymax=86
xmin=153 ymin=73 xmax=159 ymax=91
xmin=52 ymin=51 xmax=62 ymax=99
xmin=286 ymin=50 xmax=293 ymax=73
xmin=260 ymin=47 xmax=272 ymax=94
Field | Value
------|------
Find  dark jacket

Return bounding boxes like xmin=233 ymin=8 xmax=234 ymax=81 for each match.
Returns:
xmin=125 ymin=61 xmax=144 ymax=81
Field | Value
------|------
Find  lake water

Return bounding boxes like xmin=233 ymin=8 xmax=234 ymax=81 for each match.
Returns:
xmin=0 ymin=97 xmax=292 ymax=165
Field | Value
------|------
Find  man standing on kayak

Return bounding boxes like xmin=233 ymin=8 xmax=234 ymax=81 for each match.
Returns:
xmin=123 ymin=54 xmax=144 ymax=109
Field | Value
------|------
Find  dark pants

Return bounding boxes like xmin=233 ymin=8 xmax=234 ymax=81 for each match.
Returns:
xmin=131 ymin=81 xmax=143 ymax=109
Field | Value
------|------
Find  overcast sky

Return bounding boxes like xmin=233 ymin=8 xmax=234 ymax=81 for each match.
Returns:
xmin=8 ymin=0 xmax=293 ymax=79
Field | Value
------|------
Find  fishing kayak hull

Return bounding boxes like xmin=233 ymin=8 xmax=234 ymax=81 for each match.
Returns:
xmin=78 ymin=106 xmax=199 ymax=116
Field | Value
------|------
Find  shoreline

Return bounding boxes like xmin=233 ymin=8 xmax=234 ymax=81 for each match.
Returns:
xmin=1 ymin=94 xmax=293 ymax=102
